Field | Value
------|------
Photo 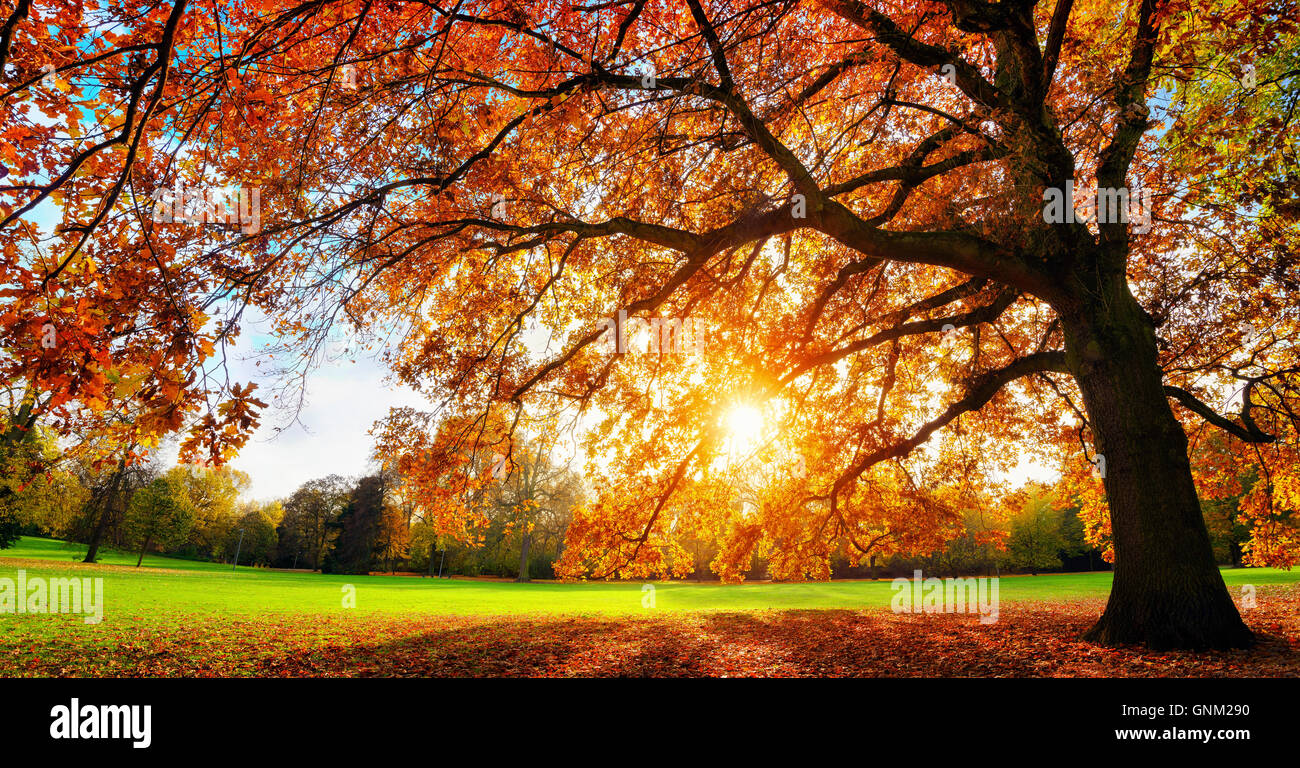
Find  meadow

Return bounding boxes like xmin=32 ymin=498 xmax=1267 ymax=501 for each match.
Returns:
xmin=3 ymin=537 xmax=1298 ymax=677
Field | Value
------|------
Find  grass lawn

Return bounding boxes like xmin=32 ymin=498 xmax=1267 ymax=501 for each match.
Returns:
xmin=2 ymin=536 xmax=1298 ymax=677
xmin=5 ymin=535 xmax=1297 ymax=616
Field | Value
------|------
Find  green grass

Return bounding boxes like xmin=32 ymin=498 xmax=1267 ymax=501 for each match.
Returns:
xmin=3 ymin=535 xmax=1297 ymax=620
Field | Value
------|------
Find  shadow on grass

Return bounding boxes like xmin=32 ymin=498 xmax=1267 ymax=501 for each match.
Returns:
xmin=4 ymin=587 xmax=1295 ymax=677
xmin=249 ymin=597 xmax=1298 ymax=678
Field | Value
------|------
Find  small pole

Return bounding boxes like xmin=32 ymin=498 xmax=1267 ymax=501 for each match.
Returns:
xmin=232 ymin=528 xmax=245 ymax=571
xmin=437 ymin=549 xmax=446 ymax=579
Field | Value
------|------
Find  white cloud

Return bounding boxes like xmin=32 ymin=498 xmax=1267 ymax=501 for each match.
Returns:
xmin=220 ymin=355 xmax=427 ymax=501
xmin=167 ymin=306 xmax=427 ymax=501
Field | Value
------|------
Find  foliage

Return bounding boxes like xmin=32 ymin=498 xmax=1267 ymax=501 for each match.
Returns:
xmin=934 ymin=507 xmax=1011 ymax=576
xmin=221 ymin=501 xmax=283 ymax=566
xmin=166 ymin=465 xmax=251 ymax=559
xmin=324 ymin=475 xmax=386 ymax=574
xmin=2 ymin=0 xmax=1299 ymax=648
xmin=122 ymin=476 xmax=196 ymax=564
xmin=278 ymin=475 xmax=351 ymax=570
xmin=1006 ymin=490 xmax=1068 ymax=575
xmin=0 ymin=419 xmax=57 ymax=548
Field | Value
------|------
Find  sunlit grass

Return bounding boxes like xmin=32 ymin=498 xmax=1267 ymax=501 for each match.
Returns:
xmin=2 ymin=536 xmax=1295 ymax=621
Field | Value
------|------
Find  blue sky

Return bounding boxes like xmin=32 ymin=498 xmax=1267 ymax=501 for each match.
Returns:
xmin=16 ymin=164 xmax=426 ymax=502
xmin=181 ymin=310 xmax=429 ymax=501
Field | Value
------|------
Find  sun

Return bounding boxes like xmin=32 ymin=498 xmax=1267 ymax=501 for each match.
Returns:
xmin=726 ymin=404 xmax=764 ymax=448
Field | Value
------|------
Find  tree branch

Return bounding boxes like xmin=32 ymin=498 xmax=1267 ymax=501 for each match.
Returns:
xmin=1164 ymin=385 xmax=1275 ymax=443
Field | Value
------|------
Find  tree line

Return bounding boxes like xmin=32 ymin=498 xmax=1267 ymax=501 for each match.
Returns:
xmin=0 ymin=426 xmax=584 ymax=580
xmin=0 ymin=419 xmax=1268 ymax=581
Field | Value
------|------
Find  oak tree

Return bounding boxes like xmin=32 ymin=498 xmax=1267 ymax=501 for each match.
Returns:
xmin=3 ymin=0 xmax=1297 ymax=648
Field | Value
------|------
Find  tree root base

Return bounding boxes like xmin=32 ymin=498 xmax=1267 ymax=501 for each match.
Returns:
xmin=1082 ymin=611 xmax=1255 ymax=651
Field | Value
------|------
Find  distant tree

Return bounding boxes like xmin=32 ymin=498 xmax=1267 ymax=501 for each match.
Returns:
xmin=1191 ymin=433 xmax=1257 ymax=568
xmin=1060 ymin=506 xmax=1086 ymax=558
xmin=372 ymin=491 xmax=410 ymax=574
xmin=0 ymin=425 xmax=41 ymax=549
xmin=122 ymin=476 xmax=195 ymax=567
xmin=1007 ymin=491 xmax=1068 ymax=576
xmin=1057 ymin=503 xmax=1106 ymax=572
xmin=281 ymin=475 xmax=350 ymax=570
xmin=274 ymin=497 xmax=311 ymax=569
xmin=941 ymin=507 xmax=1010 ymax=578
xmin=406 ymin=522 xmax=440 ymax=574
xmin=325 ymin=475 xmax=386 ymax=575
xmin=0 ymin=504 xmax=18 ymax=549
xmin=0 ymin=415 xmax=83 ymax=548
xmin=371 ymin=468 xmax=420 ymax=573
xmin=79 ymin=454 xmax=128 ymax=562
xmin=488 ymin=441 xmax=583 ymax=582
xmin=0 ymin=387 xmax=57 ymax=548
xmin=11 ymin=460 xmax=88 ymax=539
xmin=75 ymin=446 xmax=157 ymax=563
xmin=222 ymin=501 xmax=281 ymax=566
xmin=168 ymin=465 xmax=250 ymax=558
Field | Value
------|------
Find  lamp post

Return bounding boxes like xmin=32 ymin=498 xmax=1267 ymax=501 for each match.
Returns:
xmin=232 ymin=528 xmax=245 ymax=571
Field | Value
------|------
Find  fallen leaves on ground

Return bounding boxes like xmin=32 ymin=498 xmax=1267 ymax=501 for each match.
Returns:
xmin=2 ymin=587 xmax=1296 ymax=677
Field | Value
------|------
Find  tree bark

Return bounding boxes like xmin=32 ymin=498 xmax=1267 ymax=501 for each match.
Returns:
xmin=1062 ymin=272 xmax=1253 ymax=649
xmin=516 ymin=531 xmax=531 ymax=583
xmin=84 ymin=456 xmax=126 ymax=564
xmin=1229 ymin=540 xmax=1243 ymax=568
xmin=136 ymin=531 xmax=152 ymax=567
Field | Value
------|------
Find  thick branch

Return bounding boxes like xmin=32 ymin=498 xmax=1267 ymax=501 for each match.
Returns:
xmin=824 ymin=349 xmax=1068 ymax=504
xmin=1164 ymin=385 xmax=1275 ymax=444
xmin=1096 ymin=0 xmax=1159 ymax=196
xmin=822 ymin=0 xmax=1008 ymax=109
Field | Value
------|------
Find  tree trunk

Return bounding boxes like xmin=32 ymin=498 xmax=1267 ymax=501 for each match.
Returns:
xmin=516 ymin=531 xmax=531 ymax=583
xmin=1229 ymin=539 xmax=1244 ymax=568
xmin=136 ymin=531 xmax=152 ymax=567
xmin=84 ymin=456 xmax=126 ymax=563
xmin=1062 ymin=274 xmax=1252 ymax=650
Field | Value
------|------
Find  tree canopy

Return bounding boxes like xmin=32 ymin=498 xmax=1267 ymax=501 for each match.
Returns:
xmin=2 ymin=0 xmax=1297 ymax=647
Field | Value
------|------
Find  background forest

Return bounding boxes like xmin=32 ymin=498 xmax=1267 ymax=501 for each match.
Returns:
xmin=0 ymin=421 xmax=1261 ymax=581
